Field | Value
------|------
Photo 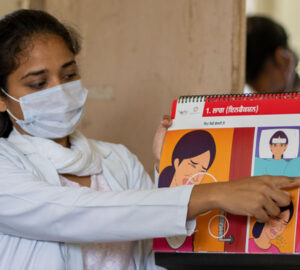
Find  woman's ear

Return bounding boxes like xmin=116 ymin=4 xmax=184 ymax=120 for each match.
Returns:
xmin=174 ymin=158 xmax=180 ymax=170
xmin=274 ymin=47 xmax=290 ymax=69
xmin=0 ymin=97 xmax=7 ymax=112
xmin=274 ymin=47 xmax=296 ymax=90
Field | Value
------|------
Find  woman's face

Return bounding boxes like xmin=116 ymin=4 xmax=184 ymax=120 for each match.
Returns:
xmin=0 ymin=33 xmax=80 ymax=134
xmin=264 ymin=209 xmax=290 ymax=240
xmin=270 ymin=137 xmax=287 ymax=160
xmin=172 ymin=150 xmax=211 ymax=186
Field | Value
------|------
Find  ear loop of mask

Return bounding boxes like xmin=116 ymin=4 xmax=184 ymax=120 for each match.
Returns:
xmin=1 ymin=88 xmax=21 ymax=121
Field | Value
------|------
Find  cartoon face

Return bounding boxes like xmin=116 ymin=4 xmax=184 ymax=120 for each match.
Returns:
xmin=264 ymin=210 xmax=290 ymax=240
xmin=270 ymin=140 xmax=287 ymax=160
xmin=171 ymin=150 xmax=211 ymax=186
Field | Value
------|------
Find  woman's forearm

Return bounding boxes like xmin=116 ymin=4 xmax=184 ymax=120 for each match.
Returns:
xmin=187 ymin=175 xmax=300 ymax=222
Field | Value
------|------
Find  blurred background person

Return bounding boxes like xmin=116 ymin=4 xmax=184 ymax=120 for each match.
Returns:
xmin=245 ymin=15 xmax=300 ymax=93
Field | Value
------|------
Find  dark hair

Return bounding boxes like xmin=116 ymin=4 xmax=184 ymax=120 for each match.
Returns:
xmin=246 ymin=16 xmax=288 ymax=84
xmin=158 ymin=130 xmax=216 ymax=187
xmin=252 ymin=201 xmax=294 ymax=238
xmin=0 ymin=9 xmax=81 ymax=137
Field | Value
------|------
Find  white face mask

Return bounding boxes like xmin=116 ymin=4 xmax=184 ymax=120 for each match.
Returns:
xmin=1 ymin=80 xmax=87 ymax=139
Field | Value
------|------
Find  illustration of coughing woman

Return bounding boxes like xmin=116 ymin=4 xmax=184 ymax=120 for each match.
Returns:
xmin=158 ymin=130 xmax=216 ymax=250
xmin=248 ymin=201 xmax=294 ymax=253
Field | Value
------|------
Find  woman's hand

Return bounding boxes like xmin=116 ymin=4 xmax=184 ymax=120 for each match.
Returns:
xmin=187 ymin=175 xmax=300 ymax=223
xmin=153 ymin=115 xmax=172 ymax=172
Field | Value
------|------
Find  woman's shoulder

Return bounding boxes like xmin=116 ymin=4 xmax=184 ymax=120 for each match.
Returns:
xmin=0 ymin=137 xmax=29 ymax=169
xmin=89 ymin=138 xmax=137 ymax=162
xmin=0 ymin=137 xmax=21 ymax=156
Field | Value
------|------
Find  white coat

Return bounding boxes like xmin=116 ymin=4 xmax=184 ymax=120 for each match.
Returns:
xmin=0 ymin=130 xmax=194 ymax=270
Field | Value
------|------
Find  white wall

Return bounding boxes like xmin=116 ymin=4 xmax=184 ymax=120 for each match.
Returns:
xmin=45 ymin=0 xmax=246 ymax=175
xmin=0 ymin=0 xmax=19 ymax=17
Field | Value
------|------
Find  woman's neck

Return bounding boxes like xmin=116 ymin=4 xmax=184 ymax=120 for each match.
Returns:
xmin=273 ymin=154 xmax=282 ymax=160
xmin=54 ymin=136 xmax=70 ymax=148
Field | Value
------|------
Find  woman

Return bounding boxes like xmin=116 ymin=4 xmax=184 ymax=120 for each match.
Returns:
xmin=248 ymin=201 xmax=294 ymax=253
xmin=158 ymin=130 xmax=216 ymax=188
xmin=269 ymin=131 xmax=288 ymax=160
xmin=0 ymin=9 xmax=298 ymax=270
xmin=245 ymin=16 xmax=297 ymax=94
xmin=254 ymin=130 xmax=289 ymax=176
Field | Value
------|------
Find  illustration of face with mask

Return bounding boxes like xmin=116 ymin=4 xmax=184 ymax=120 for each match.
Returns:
xmin=249 ymin=201 xmax=294 ymax=253
xmin=269 ymin=131 xmax=288 ymax=160
xmin=158 ymin=130 xmax=216 ymax=188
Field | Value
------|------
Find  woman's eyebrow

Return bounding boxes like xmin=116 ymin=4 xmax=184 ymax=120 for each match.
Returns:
xmin=21 ymin=69 xmax=48 ymax=80
xmin=21 ymin=60 xmax=77 ymax=80
xmin=62 ymin=60 xmax=76 ymax=69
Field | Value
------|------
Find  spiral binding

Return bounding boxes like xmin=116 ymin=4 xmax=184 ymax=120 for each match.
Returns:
xmin=178 ymin=92 xmax=300 ymax=103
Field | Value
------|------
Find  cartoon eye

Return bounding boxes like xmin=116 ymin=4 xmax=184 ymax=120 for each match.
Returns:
xmin=188 ymin=162 xmax=196 ymax=168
